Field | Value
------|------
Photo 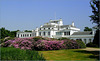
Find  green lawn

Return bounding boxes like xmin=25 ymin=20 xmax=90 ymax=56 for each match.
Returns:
xmin=39 ymin=49 xmax=99 ymax=61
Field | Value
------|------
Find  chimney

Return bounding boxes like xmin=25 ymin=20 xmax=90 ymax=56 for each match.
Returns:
xmin=72 ymin=21 xmax=74 ymax=26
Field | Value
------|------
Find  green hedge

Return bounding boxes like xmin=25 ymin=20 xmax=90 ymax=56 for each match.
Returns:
xmin=86 ymin=42 xmax=98 ymax=47
xmin=33 ymin=36 xmax=44 ymax=41
xmin=1 ymin=47 xmax=45 ymax=60
xmin=76 ymin=40 xmax=86 ymax=48
xmin=58 ymin=37 xmax=70 ymax=40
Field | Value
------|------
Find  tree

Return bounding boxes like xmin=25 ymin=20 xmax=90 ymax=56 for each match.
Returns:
xmin=0 ymin=27 xmax=20 ymax=39
xmin=89 ymin=0 xmax=99 ymax=47
xmin=24 ymin=30 xmax=32 ymax=32
xmin=84 ymin=27 xmax=92 ymax=31
xmin=0 ymin=27 xmax=10 ymax=39
xmin=89 ymin=0 xmax=99 ymax=26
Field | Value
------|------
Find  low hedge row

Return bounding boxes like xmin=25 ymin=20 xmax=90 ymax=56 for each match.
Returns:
xmin=1 ymin=47 xmax=45 ymax=60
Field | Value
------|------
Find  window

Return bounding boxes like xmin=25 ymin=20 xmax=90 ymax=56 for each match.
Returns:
xmin=48 ymin=32 xmax=50 ymax=35
xmin=66 ymin=28 xmax=68 ymax=29
xmin=21 ymin=34 xmax=22 ymax=37
xmin=89 ymin=39 xmax=91 ymax=43
xmin=84 ymin=39 xmax=86 ymax=44
xmin=43 ymin=32 xmax=45 ymax=36
xmin=64 ymin=32 xmax=70 ymax=35
xmin=27 ymin=34 xmax=29 ymax=37
xmin=48 ymin=28 xmax=50 ymax=29
xmin=25 ymin=34 xmax=26 ymax=37
xmin=56 ymin=32 xmax=62 ymax=35
xmin=39 ymin=32 xmax=41 ymax=36
xmin=44 ymin=28 xmax=45 ymax=30
xmin=67 ymin=32 xmax=70 ymax=35
xmin=30 ymin=34 xmax=31 ymax=37
xmin=23 ymin=34 xmax=24 ymax=37
xmin=64 ymin=32 xmax=67 ymax=35
xmin=18 ymin=34 xmax=19 ymax=37
xmin=40 ymin=28 xmax=41 ymax=30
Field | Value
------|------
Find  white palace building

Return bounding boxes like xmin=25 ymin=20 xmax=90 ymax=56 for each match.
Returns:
xmin=16 ymin=19 xmax=95 ymax=44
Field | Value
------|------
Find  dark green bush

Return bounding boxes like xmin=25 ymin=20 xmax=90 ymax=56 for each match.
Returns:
xmin=76 ymin=40 xmax=86 ymax=48
xmin=33 ymin=36 xmax=44 ymax=41
xmin=1 ymin=47 xmax=45 ymax=60
xmin=86 ymin=42 xmax=98 ymax=47
xmin=58 ymin=37 xmax=70 ymax=40
xmin=0 ymin=39 xmax=4 ymax=44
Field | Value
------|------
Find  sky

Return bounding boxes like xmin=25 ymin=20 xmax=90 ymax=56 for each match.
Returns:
xmin=0 ymin=0 xmax=96 ymax=31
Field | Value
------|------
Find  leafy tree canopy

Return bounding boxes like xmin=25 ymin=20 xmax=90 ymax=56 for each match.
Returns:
xmin=0 ymin=27 xmax=19 ymax=39
xmin=89 ymin=0 xmax=99 ymax=47
xmin=89 ymin=0 xmax=99 ymax=27
xmin=84 ymin=27 xmax=92 ymax=31
xmin=24 ymin=30 xmax=32 ymax=32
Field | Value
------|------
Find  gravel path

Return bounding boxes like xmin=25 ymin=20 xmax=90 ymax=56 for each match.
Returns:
xmin=81 ymin=47 xmax=100 ymax=51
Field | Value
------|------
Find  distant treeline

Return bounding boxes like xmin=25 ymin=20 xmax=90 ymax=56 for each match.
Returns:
xmin=0 ymin=27 xmax=32 ymax=39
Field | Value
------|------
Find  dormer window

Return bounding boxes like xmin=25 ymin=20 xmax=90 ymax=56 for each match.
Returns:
xmin=66 ymin=28 xmax=68 ymax=29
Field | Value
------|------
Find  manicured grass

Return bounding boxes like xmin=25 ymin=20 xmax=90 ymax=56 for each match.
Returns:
xmin=39 ymin=49 xmax=99 ymax=60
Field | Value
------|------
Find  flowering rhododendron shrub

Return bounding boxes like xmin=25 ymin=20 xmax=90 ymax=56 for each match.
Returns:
xmin=1 ymin=37 xmax=86 ymax=51
xmin=34 ymin=40 xmax=65 ymax=50
xmin=63 ymin=40 xmax=79 ymax=49
xmin=1 ymin=37 xmax=34 ymax=50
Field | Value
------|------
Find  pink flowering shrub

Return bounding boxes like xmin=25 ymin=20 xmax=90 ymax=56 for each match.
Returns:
xmin=2 ymin=37 xmax=34 ymax=50
xmin=63 ymin=40 xmax=79 ymax=49
xmin=1 ymin=37 xmax=85 ymax=51
xmin=33 ymin=40 xmax=65 ymax=50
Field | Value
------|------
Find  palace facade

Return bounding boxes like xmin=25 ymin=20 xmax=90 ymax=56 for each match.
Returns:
xmin=16 ymin=19 xmax=95 ymax=44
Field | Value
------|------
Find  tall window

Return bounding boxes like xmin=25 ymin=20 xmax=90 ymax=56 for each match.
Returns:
xmin=43 ymin=32 xmax=45 ymax=36
xmin=89 ymin=39 xmax=91 ymax=43
xmin=39 ymin=32 xmax=41 ymax=36
xmin=67 ymin=32 xmax=70 ymax=35
xmin=27 ymin=34 xmax=29 ymax=37
xmin=25 ymin=34 xmax=26 ymax=37
xmin=23 ymin=34 xmax=24 ymax=37
xmin=48 ymin=32 xmax=50 ymax=35
xmin=30 ymin=34 xmax=31 ymax=37
xmin=66 ymin=28 xmax=68 ymax=29
xmin=48 ymin=28 xmax=50 ymax=30
xmin=18 ymin=34 xmax=19 ymax=37
xmin=21 ymin=34 xmax=22 ymax=37
xmin=64 ymin=32 xmax=67 ymax=35
xmin=84 ymin=39 xmax=86 ymax=44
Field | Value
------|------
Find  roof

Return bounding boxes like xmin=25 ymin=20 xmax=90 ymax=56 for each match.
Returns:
xmin=17 ymin=31 xmax=32 ymax=33
xmin=42 ymin=25 xmax=55 ymax=28
xmin=72 ymin=31 xmax=92 ymax=35
xmin=61 ymin=25 xmax=76 ymax=28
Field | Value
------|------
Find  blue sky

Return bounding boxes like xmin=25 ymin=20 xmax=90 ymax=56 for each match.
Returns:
xmin=0 ymin=0 xmax=96 ymax=31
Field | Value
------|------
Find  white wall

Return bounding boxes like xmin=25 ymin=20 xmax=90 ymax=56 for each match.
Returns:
xmin=17 ymin=32 xmax=32 ymax=38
